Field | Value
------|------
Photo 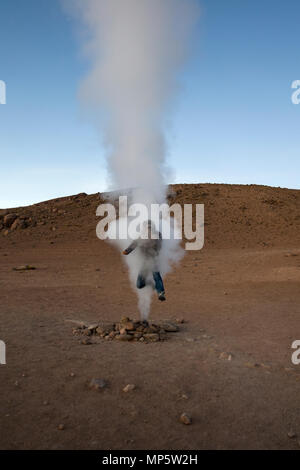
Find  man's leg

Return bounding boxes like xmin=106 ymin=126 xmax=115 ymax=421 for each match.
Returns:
xmin=136 ymin=273 xmax=146 ymax=289
xmin=153 ymin=272 xmax=166 ymax=301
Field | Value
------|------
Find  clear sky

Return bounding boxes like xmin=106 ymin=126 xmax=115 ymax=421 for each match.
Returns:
xmin=0 ymin=0 xmax=299 ymax=208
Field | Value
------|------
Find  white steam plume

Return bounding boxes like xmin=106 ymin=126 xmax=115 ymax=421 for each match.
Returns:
xmin=66 ymin=0 xmax=199 ymax=318
xmin=67 ymin=0 xmax=199 ymax=204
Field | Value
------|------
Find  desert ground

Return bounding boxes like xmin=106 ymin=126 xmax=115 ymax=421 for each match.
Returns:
xmin=0 ymin=183 xmax=300 ymax=450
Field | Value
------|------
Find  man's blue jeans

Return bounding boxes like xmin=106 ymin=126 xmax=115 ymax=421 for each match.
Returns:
xmin=137 ymin=272 xmax=164 ymax=293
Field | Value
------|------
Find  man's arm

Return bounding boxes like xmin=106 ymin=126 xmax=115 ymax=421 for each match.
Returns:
xmin=123 ymin=240 xmax=138 ymax=255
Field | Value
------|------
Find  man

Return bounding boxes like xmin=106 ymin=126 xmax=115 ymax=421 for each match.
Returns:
xmin=123 ymin=220 xmax=166 ymax=301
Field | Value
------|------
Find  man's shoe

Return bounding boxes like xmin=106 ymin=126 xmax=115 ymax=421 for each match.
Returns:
xmin=158 ymin=291 xmax=166 ymax=301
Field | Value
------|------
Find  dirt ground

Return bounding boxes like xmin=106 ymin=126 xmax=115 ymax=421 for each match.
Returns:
xmin=0 ymin=183 xmax=300 ymax=450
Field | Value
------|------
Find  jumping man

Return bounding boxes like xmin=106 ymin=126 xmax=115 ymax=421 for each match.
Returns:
xmin=123 ymin=220 xmax=166 ymax=301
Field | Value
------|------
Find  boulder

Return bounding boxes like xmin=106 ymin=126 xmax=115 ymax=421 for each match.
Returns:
xmin=11 ymin=218 xmax=28 ymax=230
xmin=143 ymin=333 xmax=160 ymax=342
xmin=3 ymin=213 xmax=17 ymax=228
xmin=159 ymin=321 xmax=179 ymax=332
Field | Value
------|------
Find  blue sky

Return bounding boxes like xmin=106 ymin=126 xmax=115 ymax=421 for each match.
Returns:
xmin=0 ymin=0 xmax=299 ymax=208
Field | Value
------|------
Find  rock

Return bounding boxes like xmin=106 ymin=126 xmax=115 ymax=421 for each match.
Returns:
xmin=3 ymin=213 xmax=17 ymax=228
xmin=159 ymin=332 xmax=167 ymax=340
xmin=244 ymin=362 xmax=259 ymax=368
xmin=135 ymin=325 xmax=145 ymax=332
xmin=120 ymin=316 xmax=130 ymax=323
xmin=159 ymin=321 xmax=179 ymax=332
xmin=28 ymin=217 xmax=36 ymax=227
xmin=89 ymin=378 xmax=108 ymax=391
xmin=72 ymin=328 xmax=81 ymax=336
xmin=180 ymin=394 xmax=189 ymax=400
xmin=125 ymin=439 xmax=135 ymax=445
xmin=13 ymin=265 xmax=36 ymax=271
xmin=11 ymin=218 xmax=27 ymax=230
xmin=179 ymin=413 xmax=192 ymax=425
xmin=123 ymin=321 xmax=135 ymax=331
xmin=143 ymin=327 xmax=152 ymax=334
xmin=72 ymin=316 xmax=182 ymax=344
xmin=87 ymin=324 xmax=98 ymax=333
xmin=69 ymin=372 xmax=76 ymax=377
xmin=80 ymin=338 xmax=92 ymax=345
xmin=176 ymin=318 xmax=185 ymax=324
xmin=143 ymin=333 xmax=160 ymax=342
xmin=96 ymin=326 xmax=106 ymax=336
xmin=123 ymin=384 xmax=136 ymax=393
xmin=116 ymin=319 xmax=135 ymax=332
xmin=287 ymin=431 xmax=297 ymax=439
xmin=115 ymin=334 xmax=134 ymax=341
xmin=148 ymin=325 xmax=159 ymax=333
xmin=105 ymin=323 xmax=115 ymax=334
xmin=96 ymin=324 xmax=115 ymax=336
xmin=133 ymin=332 xmax=143 ymax=340
xmin=219 ymin=352 xmax=232 ymax=361
xmin=57 ymin=424 xmax=65 ymax=431
xmin=82 ymin=329 xmax=92 ymax=336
